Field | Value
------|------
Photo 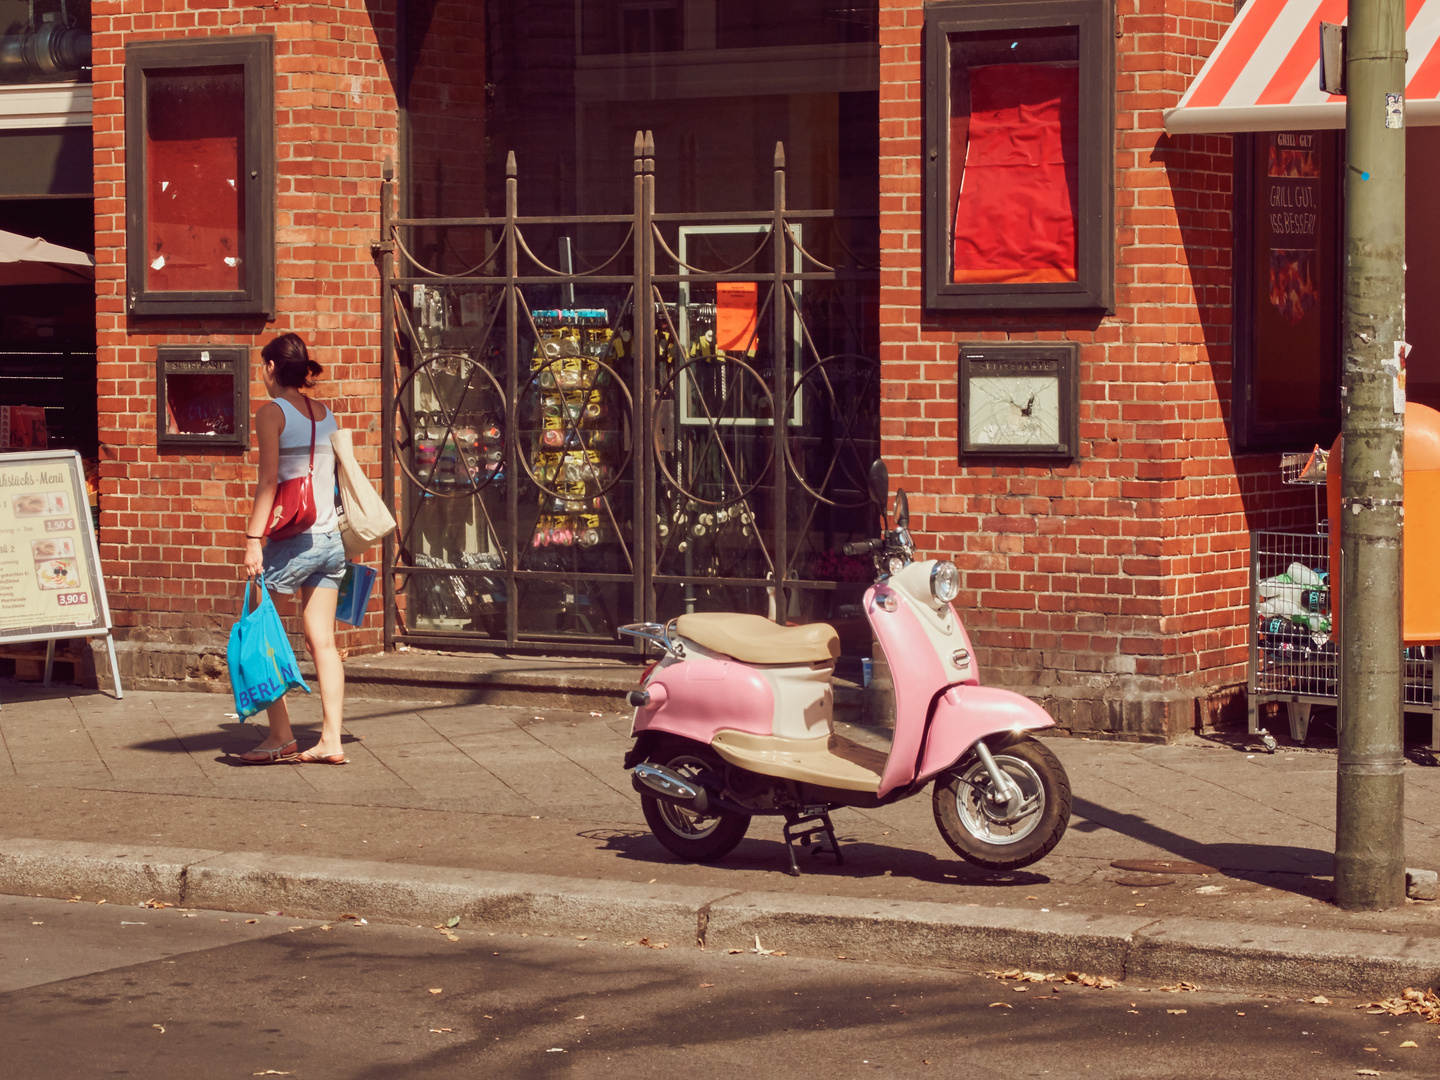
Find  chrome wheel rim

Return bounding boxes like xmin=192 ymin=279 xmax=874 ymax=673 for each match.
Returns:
xmin=655 ymin=754 xmax=722 ymax=840
xmin=953 ymin=754 xmax=1045 ymax=846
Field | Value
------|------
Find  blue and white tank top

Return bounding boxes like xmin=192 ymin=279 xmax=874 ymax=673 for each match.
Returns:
xmin=275 ymin=396 xmax=339 ymax=535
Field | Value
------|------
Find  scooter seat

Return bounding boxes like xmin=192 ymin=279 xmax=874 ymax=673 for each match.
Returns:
xmin=675 ymin=612 xmax=840 ymax=665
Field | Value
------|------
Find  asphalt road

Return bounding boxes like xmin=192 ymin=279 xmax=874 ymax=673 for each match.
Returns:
xmin=1 ymin=894 xmax=1436 ymax=1079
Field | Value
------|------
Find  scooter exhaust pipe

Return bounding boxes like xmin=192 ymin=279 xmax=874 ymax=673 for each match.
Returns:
xmin=630 ymin=763 xmax=751 ymax=816
xmin=632 ymin=762 xmax=704 ymax=806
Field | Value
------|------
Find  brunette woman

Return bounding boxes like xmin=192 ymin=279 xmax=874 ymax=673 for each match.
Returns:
xmin=239 ymin=332 xmax=348 ymax=764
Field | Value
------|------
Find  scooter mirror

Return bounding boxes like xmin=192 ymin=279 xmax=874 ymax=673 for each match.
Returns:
xmin=868 ymin=460 xmax=889 ymax=518
xmin=894 ymin=488 xmax=909 ymax=528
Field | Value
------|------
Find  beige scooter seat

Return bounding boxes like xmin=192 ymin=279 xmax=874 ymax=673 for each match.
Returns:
xmin=675 ymin=612 xmax=840 ymax=665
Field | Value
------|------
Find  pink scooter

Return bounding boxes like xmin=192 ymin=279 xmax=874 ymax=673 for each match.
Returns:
xmin=620 ymin=462 xmax=1071 ymax=876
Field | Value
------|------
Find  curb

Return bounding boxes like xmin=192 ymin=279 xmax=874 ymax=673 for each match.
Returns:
xmin=3 ymin=837 xmax=1436 ymax=997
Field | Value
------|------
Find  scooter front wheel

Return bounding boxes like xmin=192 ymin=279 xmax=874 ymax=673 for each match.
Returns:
xmin=640 ymin=739 xmax=751 ymax=863
xmin=933 ymin=735 xmax=1071 ymax=871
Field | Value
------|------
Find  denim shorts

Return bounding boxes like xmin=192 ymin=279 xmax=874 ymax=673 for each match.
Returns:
xmin=262 ymin=529 xmax=347 ymax=593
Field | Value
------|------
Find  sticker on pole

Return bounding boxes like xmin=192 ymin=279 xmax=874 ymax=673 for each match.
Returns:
xmin=1386 ymin=93 xmax=1405 ymax=129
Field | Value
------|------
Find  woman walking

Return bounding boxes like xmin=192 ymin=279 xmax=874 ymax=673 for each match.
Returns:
xmin=239 ymin=332 xmax=348 ymax=764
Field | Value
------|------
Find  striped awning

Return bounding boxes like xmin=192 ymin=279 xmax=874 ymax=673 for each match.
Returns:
xmin=1164 ymin=0 xmax=1440 ymax=134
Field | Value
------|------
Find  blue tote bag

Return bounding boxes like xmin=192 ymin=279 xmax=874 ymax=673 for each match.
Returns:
xmin=227 ymin=574 xmax=310 ymax=720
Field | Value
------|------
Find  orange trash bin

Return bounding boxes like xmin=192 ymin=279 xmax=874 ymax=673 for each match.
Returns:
xmin=1326 ymin=401 xmax=1440 ymax=645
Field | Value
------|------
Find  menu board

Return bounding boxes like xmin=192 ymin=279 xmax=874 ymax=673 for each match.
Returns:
xmin=0 ymin=450 xmax=111 ymax=643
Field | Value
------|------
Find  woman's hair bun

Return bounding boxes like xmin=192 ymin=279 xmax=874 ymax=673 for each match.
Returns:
xmin=261 ymin=332 xmax=323 ymax=389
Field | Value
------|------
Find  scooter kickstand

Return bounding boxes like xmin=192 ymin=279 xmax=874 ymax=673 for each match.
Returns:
xmin=782 ymin=807 xmax=843 ymax=877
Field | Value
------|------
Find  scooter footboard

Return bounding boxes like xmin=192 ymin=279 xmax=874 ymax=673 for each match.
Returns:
xmin=917 ymin=684 xmax=1056 ymax=782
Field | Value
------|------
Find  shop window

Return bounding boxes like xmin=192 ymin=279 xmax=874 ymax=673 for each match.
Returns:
xmin=1234 ymin=131 xmax=1343 ymax=451
xmin=124 ymin=36 xmax=274 ymax=317
xmin=922 ymin=0 xmax=1113 ymax=313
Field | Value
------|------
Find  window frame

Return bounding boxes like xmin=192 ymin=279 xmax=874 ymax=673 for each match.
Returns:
xmin=154 ymin=345 xmax=251 ymax=452
xmin=922 ymin=0 xmax=1114 ymax=313
xmin=124 ymin=35 xmax=275 ymax=318
xmin=1232 ymin=131 xmax=1344 ymax=452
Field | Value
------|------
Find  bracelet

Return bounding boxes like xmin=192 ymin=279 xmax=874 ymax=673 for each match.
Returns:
xmin=244 ymin=534 xmax=265 ymax=540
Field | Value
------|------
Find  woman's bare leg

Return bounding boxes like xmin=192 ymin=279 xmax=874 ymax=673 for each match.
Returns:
xmin=299 ymin=583 xmax=345 ymax=757
xmin=248 ymin=580 xmax=296 ymax=753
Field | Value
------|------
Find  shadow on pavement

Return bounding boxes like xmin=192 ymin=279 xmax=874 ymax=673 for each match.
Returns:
xmin=576 ymin=827 xmax=1052 ymax=889
xmin=1071 ymin=794 xmax=1333 ymax=900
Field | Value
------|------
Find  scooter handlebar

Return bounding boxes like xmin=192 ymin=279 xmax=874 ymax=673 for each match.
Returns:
xmin=842 ymin=538 xmax=882 ymax=556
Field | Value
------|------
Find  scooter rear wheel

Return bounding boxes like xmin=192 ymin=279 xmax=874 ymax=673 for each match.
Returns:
xmin=640 ymin=739 xmax=751 ymax=863
xmin=933 ymin=735 xmax=1070 ymax=871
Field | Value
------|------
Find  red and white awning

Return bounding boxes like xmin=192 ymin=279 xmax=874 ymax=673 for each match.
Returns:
xmin=1164 ymin=0 xmax=1440 ymax=134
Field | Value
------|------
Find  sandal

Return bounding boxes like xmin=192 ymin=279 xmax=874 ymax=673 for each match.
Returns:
xmin=292 ymin=749 xmax=348 ymax=765
xmin=239 ymin=739 xmax=298 ymax=765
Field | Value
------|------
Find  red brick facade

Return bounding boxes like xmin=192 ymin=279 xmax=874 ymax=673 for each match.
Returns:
xmin=82 ymin=0 xmax=1304 ymax=736
xmin=876 ymin=0 xmax=1305 ymax=739
xmin=91 ymin=1 xmax=397 ymax=688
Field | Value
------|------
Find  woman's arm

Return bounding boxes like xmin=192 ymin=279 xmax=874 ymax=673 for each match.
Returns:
xmin=242 ymin=401 xmax=285 ymax=577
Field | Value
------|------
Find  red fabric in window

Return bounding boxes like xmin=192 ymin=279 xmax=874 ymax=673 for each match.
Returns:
xmin=951 ymin=63 xmax=1079 ymax=284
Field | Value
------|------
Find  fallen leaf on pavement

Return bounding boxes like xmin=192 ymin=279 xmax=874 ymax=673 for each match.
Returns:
xmin=1309 ymin=995 xmax=1332 ymax=1005
xmin=143 ymin=900 xmax=173 ymax=909
xmin=253 ymin=1073 xmax=293 ymax=1077
xmin=429 ymin=988 xmax=443 ymax=995
xmin=1356 ymin=1071 xmax=1381 ymax=1077
xmin=1011 ymin=986 xmax=1028 ymax=993
xmin=638 ymin=937 xmax=669 ymax=949
xmin=1401 ymin=1040 xmax=1418 ymax=1047
xmin=1166 ymin=1009 xmax=1188 ymax=1015
xmin=338 ymin=913 xmax=362 ymax=921
xmin=988 ymin=1002 xmax=1013 ymax=1009
xmin=446 ymin=916 xmax=461 ymax=928
xmin=546 ymin=1048 xmax=567 ymax=1053
xmin=700 ymin=983 xmax=714 ymax=988
xmin=1159 ymin=982 xmax=1200 ymax=993
xmin=1358 ymin=986 xmax=1440 ymax=1020
xmin=246 ymin=919 xmax=258 ymax=924
xmin=430 ymin=1029 xmax=453 ymax=1033
xmin=152 ymin=1024 xmax=165 ymax=1033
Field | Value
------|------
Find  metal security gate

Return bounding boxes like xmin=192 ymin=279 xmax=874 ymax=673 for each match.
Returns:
xmin=377 ymin=132 xmax=880 ymax=656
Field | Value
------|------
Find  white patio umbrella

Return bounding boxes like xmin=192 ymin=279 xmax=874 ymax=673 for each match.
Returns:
xmin=0 ymin=229 xmax=94 ymax=286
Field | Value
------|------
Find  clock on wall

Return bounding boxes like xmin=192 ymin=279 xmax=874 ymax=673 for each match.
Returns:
xmin=958 ymin=344 xmax=1079 ymax=464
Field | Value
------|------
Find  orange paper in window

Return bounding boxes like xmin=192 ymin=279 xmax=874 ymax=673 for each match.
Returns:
xmin=715 ymin=281 xmax=758 ymax=352
xmin=951 ymin=63 xmax=1079 ymax=284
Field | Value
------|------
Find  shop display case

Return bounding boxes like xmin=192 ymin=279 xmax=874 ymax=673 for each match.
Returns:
xmin=155 ymin=345 xmax=248 ymax=450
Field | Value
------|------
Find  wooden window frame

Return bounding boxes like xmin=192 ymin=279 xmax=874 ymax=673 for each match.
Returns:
xmin=155 ymin=345 xmax=251 ymax=452
xmin=922 ymin=0 xmax=1114 ymax=313
xmin=124 ymin=36 xmax=275 ymax=318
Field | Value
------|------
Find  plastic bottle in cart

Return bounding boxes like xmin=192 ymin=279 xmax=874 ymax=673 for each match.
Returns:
xmin=1287 ymin=562 xmax=1326 ymax=587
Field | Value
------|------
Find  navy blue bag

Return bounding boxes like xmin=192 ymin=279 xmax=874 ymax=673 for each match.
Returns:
xmin=227 ymin=574 xmax=310 ymax=720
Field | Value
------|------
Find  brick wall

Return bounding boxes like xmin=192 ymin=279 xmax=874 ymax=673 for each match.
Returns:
xmin=91 ymin=0 xmax=397 ymax=690
xmin=878 ymin=0 xmax=1310 ymax=739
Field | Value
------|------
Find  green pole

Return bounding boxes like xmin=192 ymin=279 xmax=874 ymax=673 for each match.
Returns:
xmin=1335 ymin=0 xmax=1408 ymax=910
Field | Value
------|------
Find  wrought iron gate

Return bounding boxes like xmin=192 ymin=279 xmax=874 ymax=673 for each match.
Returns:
xmin=377 ymin=132 xmax=880 ymax=656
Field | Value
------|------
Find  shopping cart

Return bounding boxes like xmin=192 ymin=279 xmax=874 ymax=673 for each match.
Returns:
xmin=1248 ymin=528 xmax=1437 ymax=747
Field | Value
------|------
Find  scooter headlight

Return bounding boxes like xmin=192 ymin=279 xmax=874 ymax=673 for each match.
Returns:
xmin=930 ymin=560 xmax=960 ymax=605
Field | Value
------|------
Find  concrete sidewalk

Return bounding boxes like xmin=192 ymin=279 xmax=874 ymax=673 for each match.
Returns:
xmin=2 ymin=674 xmax=1440 ymax=996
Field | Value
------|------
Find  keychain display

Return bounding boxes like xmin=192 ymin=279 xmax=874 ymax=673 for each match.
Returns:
xmin=527 ymin=309 xmax=625 ymax=549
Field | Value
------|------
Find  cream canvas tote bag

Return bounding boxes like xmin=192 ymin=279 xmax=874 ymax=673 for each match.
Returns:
xmin=329 ymin=427 xmax=397 ymax=559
